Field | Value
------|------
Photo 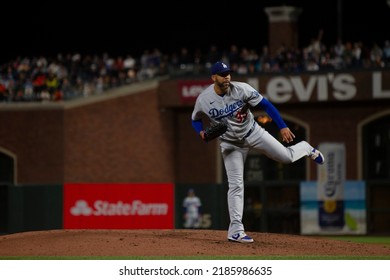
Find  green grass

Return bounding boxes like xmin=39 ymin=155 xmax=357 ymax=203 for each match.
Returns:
xmin=324 ymin=236 xmax=390 ymax=246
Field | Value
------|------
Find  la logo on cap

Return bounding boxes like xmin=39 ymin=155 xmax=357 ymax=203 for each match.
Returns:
xmin=211 ymin=61 xmax=232 ymax=75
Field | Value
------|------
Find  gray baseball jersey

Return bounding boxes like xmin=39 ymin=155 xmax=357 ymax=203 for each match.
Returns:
xmin=191 ymin=81 xmax=262 ymax=141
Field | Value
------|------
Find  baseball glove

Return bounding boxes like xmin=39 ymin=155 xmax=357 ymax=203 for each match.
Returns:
xmin=203 ymin=122 xmax=227 ymax=142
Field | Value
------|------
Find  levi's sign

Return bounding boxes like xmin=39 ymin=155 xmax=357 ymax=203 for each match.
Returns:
xmin=179 ymin=80 xmax=212 ymax=103
xmin=63 ymin=183 xmax=174 ymax=229
xmin=265 ymin=73 xmax=356 ymax=102
xmin=179 ymin=71 xmax=390 ymax=103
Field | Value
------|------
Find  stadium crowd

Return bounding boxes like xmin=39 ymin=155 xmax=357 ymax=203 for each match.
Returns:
xmin=1 ymin=39 xmax=390 ymax=102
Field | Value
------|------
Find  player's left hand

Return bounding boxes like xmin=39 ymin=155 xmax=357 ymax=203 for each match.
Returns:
xmin=280 ymin=127 xmax=295 ymax=143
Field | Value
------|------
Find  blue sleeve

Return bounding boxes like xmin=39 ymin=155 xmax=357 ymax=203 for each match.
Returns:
xmin=256 ymin=98 xmax=287 ymax=129
xmin=191 ymin=119 xmax=204 ymax=134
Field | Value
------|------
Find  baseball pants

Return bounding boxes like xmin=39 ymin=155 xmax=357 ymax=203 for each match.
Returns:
xmin=220 ymin=123 xmax=314 ymax=238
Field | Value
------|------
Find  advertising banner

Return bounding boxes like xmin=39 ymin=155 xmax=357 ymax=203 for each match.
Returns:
xmin=300 ymin=180 xmax=366 ymax=234
xmin=63 ymin=183 xmax=174 ymax=229
xmin=317 ymin=143 xmax=346 ymax=230
xmin=178 ymin=80 xmax=211 ymax=104
xmin=301 ymin=142 xmax=366 ymax=234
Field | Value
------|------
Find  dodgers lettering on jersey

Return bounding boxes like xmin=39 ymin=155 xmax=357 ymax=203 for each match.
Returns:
xmin=209 ymin=100 xmax=245 ymax=119
xmin=192 ymin=81 xmax=263 ymax=141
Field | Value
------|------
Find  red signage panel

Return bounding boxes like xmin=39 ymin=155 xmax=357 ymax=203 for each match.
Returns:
xmin=178 ymin=80 xmax=211 ymax=103
xmin=63 ymin=183 xmax=174 ymax=229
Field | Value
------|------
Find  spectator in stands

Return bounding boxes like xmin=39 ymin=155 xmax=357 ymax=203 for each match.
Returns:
xmin=370 ymin=43 xmax=384 ymax=68
xmin=383 ymin=40 xmax=390 ymax=66
xmin=1 ymin=39 xmax=390 ymax=103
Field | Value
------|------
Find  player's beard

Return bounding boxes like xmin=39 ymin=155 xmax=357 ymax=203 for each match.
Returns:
xmin=216 ymin=81 xmax=230 ymax=92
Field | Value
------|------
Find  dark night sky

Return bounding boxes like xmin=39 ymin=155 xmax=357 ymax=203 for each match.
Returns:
xmin=1 ymin=0 xmax=390 ymax=63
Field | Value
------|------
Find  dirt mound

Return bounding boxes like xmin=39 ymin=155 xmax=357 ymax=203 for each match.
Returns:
xmin=0 ymin=229 xmax=389 ymax=257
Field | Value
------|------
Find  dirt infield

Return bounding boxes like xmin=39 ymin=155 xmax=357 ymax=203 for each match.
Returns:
xmin=0 ymin=229 xmax=389 ymax=257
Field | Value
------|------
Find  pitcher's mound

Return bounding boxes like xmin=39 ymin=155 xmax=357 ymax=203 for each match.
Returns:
xmin=0 ymin=229 xmax=389 ymax=257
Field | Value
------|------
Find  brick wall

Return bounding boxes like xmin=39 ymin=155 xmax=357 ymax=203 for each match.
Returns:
xmin=0 ymin=81 xmax=176 ymax=184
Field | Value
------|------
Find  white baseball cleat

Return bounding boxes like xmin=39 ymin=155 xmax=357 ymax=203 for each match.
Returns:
xmin=310 ymin=148 xmax=325 ymax=165
xmin=228 ymin=232 xmax=254 ymax=243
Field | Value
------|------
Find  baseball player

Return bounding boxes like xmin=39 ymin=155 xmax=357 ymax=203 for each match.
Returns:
xmin=191 ymin=61 xmax=325 ymax=243
xmin=183 ymin=188 xmax=202 ymax=229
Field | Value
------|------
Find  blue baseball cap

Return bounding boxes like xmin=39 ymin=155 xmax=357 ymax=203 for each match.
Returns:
xmin=211 ymin=61 xmax=233 ymax=75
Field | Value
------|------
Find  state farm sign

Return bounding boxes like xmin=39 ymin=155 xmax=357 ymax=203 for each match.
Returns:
xmin=70 ymin=199 xmax=168 ymax=216
xmin=63 ymin=183 xmax=174 ymax=229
